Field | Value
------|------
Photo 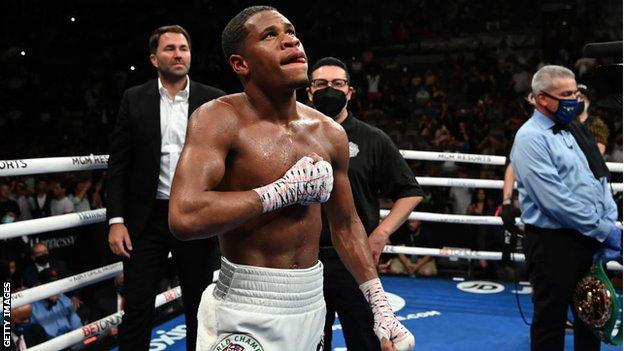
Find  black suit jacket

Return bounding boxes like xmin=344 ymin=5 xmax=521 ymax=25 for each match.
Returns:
xmin=106 ymin=79 xmax=225 ymax=237
xmin=21 ymin=259 xmax=71 ymax=288
xmin=9 ymin=324 xmax=49 ymax=350
xmin=29 ymin=193 xmax=52 ymax=219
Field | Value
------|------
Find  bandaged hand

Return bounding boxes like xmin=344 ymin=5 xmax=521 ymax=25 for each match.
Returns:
xmin=253 ymin=156 xmax=333 ymax=213
xmin=360 ymin=278 xmax=415 ymax=351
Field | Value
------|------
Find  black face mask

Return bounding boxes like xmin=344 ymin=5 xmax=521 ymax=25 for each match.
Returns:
xmin=312 ymin=87 xmax=347 ymax=119
xmin=35 ymin=254 xmax=50 ymax=265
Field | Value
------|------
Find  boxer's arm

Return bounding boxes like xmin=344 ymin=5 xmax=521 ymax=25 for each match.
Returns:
xmin=324 ymin=124 xmax=415 ymax=350
xmin=323 ymin=124 xmax=377 ymax=283
xmin=169 ymin=102 xmax=263 ymax=240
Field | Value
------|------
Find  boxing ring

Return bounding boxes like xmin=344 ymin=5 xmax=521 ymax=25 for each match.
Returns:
xmin=2 ymin=150 xmax=622 ymax=350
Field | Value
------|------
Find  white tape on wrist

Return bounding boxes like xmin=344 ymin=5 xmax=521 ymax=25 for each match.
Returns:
xmin=360 ymin=278 xmax=415 ymax=350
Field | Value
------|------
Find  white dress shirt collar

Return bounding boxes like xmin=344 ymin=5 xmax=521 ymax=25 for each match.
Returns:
xmin=158 ymin=76 xmax=190 ymax=102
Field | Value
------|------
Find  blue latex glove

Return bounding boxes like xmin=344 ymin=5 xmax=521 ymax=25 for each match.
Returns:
xmin=604 ymin=226 xmax=622 ymax=251
xmin=594 ymin=247 xmax=623 ymax=263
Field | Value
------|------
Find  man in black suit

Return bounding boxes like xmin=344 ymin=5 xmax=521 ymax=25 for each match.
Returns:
xmin=21 ymin=243 xmax=71 ymax=287
xmin=106 ymin=25 xmax=224 ymax=351
xmin=29 ymin=178 xmax=52 ymax=219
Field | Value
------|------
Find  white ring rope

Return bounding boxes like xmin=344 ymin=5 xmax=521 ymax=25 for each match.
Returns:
xmin=381 ymin=245 xmax=623 ymax=271
xmin=418 ymin=176 xmax=505 ymax=189
xmin=399 ymin=149 xmax=623 ymax=173
xmin=2 ymin=150 xmax=618 ymax=350
xmin=0 ymin=155 xmax=109 ymax=177
xmin=26 ymin=286 xmax=182 ymax=351
xmin=417 ymin=176 xmax=623 ymax=192
xmin=0 ymin=151 xmax=621 ymax=178
xmin=12 ymin=262 xmax=122 ymax=308
xmin=20 ymin=242 xmax=623 ymax=351
xmin=379 ymin=210 xmax=621 ymax=229
xmin=0 ymin=209 xmax=106 ymax=240
xmin=400 ymin=150 xmax=507 ymax=166
xmin=3 ymin=208 xmax=620 ymax=240
xmin=25 ymin=269 xmax=220 ymax=351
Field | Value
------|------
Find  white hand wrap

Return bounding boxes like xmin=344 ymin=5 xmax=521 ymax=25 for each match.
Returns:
xmin=253 ymin=156 xmax=334 ymax=213
xmin=360 ymin=278 xmax=415 ymax=351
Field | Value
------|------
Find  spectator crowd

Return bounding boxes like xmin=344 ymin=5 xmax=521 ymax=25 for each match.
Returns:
xmin=1 ymin=0 xmax=622 ymax=349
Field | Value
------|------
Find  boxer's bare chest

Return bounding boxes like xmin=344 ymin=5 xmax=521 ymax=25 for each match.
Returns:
xmin=220 ymin=114 xmax=331 ymax=190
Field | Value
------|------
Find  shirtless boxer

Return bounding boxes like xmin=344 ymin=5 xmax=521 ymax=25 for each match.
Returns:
xmin=168 ymin=6 xmax=414 ymax=351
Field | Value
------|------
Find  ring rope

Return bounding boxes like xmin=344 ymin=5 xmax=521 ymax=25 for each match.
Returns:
xmin=0 ymin=151 xmax=621 ymax=177
xmin=0 ymin=155 xmax=109 ymax=177
xmin=3 ymin=208 xmax=620 ymax=241
xmin=381 ymin=245 xmax=623 ymax=271
xmin=24 ymin=270 xmax=220 ymax=351
xmin=398 ymin=150 xmax=623 ymax=173
xmin=417 ymin=176 xmax=623 ymax=192
xmin=26 ymin=286 xmax=182 ymax=351
xmin=0 ymin=209 xmax=106 ymax=240
xmin=400 ymin=150 xmax=507 ymax=166
xmin=3 ymin=150 xmax=619 ymax=350
xmin=12 ymin=262 xmax=122 ymax=308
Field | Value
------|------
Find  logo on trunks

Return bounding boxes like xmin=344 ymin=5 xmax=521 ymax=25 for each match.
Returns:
xmin=212 ymin=333 xmax=264 ymax=351
xmin=348 ymin=142 xmax=359 ymax=158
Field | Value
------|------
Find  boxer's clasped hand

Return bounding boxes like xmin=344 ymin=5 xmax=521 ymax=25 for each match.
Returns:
xmin=253 ymin=156 xmax=334 ymax=213
xmin=360 ymin=278 xmax=415 ymax=351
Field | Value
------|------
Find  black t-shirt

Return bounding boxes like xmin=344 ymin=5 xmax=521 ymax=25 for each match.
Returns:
xmin=320 ymin=113 xmax=423 ymax=247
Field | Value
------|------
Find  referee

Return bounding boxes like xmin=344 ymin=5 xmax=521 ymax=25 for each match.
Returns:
xmin=307 ymin=57 xmax=423 ymax=351
xmin=510 ymin=65 xmax=621 ymax=351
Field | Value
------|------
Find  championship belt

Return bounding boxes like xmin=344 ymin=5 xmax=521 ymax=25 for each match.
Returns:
xmin=572 ymin=259 xmax=622 ymax=345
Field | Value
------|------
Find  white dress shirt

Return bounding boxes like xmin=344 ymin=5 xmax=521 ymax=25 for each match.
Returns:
xmin=109 ymin=77 xmax=190 ymax=225
xmin=156 ymin=77 xmax=190 ymax=199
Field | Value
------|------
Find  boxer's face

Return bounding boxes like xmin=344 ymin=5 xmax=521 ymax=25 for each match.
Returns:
xmin=150 ymin=32 xmax=191 ymax=79
xmin=237 ymin=10 xmax=308 ymax=89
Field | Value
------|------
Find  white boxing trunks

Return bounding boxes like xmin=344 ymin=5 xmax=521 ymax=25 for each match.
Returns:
xmin=197 ymin=257 xmax=326 ymax=351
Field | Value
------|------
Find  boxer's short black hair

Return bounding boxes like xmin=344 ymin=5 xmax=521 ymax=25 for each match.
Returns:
xmin=149 ymin=25 xmax=191 ymax=54
xmin=222 ymin=5 xmax=276 ymax=59
xmin=310 ymin=57 xmax=350 ymax=81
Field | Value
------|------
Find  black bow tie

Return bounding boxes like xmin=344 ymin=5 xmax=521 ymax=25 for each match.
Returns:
xmin=552 ymin=123 xmax=569 ymax=135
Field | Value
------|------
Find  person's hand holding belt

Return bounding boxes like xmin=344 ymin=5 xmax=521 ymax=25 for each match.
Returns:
xmin=595 ymin=226 xmax=623 ymax=263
